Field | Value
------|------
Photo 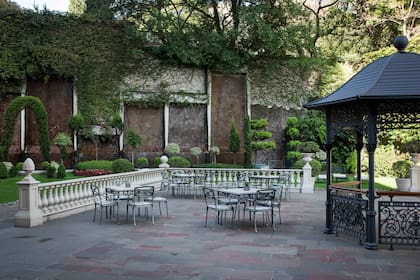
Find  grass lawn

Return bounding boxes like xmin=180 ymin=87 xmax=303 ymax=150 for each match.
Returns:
xmin=0 ymin=173 xmax=82 ymax=204
xmin=315 ymin=175 xmax=396 ymax=191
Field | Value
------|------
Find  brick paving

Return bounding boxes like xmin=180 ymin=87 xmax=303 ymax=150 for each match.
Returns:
xmin=0 ymin=190 xmax=419 ymax=280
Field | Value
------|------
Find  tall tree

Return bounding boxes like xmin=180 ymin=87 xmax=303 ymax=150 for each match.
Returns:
xmin=113 ymin=0 xmax=311 ymax=71
xmin=86 ymin=0 xmax=114 ymax=19
xmin=0 ymin=0 xmax=19 ymax=10
xmin=68 ymin=0 xmax=86 ymax=15
xmin=229 ymin=118 xmax=240 ymax=164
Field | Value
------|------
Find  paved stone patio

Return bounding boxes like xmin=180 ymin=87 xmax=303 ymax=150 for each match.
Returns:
xmin=0 ymin=190 xmax=419 ymax=280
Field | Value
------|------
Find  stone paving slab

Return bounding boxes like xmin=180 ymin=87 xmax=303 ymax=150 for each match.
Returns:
xmin=0 ymin=190 xmax=419 ymax=280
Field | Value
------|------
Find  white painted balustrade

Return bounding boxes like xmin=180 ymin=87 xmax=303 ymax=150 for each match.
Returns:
xmin=167 ymin=167 xmax=305 ymax=193
xmin=15 ymin=158 xmax=311 ymax=227
xmin=15 ymin=159 xmax=163 ymax=227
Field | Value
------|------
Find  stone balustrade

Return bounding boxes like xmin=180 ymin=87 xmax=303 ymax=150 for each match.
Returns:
xmin=15 ymin=158 xmax=313 ymax=227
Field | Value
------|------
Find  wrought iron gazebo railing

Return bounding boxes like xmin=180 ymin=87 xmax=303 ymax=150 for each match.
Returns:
xmin=377 ymin=191 xmax=420 ymax=250
xmin=330 ymin=183 xmax=368 ymax=245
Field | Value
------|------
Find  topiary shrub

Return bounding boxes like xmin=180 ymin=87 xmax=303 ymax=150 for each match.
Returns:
xmin=135 ymin=157 xmax=149 ymax=168
xmin=57 ymin=164 xmax=66 ymax=178
xmin=0 ymin=162 xmax=8 ymax=179
xmin=75 ymin=160 xmax=113 ymax=171
xmin=164 ymin=143 xmax=180 ymax=156
xmin=112 ymin=158 xmax=134 ymax=173
xmin=168 ymin=156 xmax=191 ymax=168
xmin=0 ymin=96 xmax=50 ymax=162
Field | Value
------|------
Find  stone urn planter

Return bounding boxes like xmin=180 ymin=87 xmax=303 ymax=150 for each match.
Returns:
xmin=392 ymin=160 xmax=413 ymax=191
xmin=395 ymin=178 xmax=411 ymax=192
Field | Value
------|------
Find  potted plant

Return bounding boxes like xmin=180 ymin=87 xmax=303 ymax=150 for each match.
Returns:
xmin=297 ymin=141 xmax=320 ymax=164
xmin=400 ymin=140 xmax=420 ymax=165
xmin=392 ymin=160 xmax=413 ymax=191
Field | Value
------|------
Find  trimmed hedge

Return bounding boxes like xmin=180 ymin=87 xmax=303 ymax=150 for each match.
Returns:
xmin=75 ymin=160 xmax=113 ymax=171
xmin=168 ymin=156 xmax=191 ymax=168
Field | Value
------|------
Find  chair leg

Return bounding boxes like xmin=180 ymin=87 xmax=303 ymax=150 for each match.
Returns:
xmin=93 ymin=205 xmax=96 ymax=222
xmin=213 ymin=212 xmax=217 ymax=230
xmin=100 ymin=207 xmax=103 ymax=224
xmin=165 ymin=201 xmax=169 ymax=218
xmin=132 ymin=206 xmax=137 ymax=226
xmin=205 ymin=208 xmax=208 ymax=227
xmin=253 ymin=212 xmax=257 ymax=233
xmin=151 ymin=207 xmax=154 ymax=224
xmin=278 ymin=208 xmax=281 ymax=224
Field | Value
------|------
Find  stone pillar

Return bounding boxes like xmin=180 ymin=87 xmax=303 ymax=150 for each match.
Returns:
xmin=409 ymin=153 xmax=420 ymax=192
xmin=301 ymin=154 xmax=314 ymax=193
xmin=14 ymin=158 xmax=43 ymax=227
xmin=410 ymin=166 xmax=420 ymax=192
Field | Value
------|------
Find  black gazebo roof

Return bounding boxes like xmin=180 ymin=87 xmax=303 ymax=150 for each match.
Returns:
xmin=306 ymin=40 xmax=420 ymax=110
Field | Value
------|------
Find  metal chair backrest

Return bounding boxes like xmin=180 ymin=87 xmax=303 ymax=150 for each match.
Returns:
xmin=254 ymin=189 xmax=276 ymax=207
xmin=202 ymin=187 xmax=217 ymax=206
xmin=133 ymin=186 xmax=154 ymax=201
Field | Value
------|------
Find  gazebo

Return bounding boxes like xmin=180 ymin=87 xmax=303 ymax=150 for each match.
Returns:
xmin=305 ymin=36 xmax=420 ymax=249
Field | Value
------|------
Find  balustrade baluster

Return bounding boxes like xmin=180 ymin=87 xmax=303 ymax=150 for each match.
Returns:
xmin=42 ymin=188 xmax=49 ymax=212
xmin=38 ymin=189 xmax=43 ymax=209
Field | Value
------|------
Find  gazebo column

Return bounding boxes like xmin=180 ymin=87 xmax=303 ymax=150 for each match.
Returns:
xmin=356 ymin=132 xmax=363 ymax=189
xmin=324 ymin=109 xmax=333 ymax=234
xmin=365 ymin=108 xmax=377 ymax=250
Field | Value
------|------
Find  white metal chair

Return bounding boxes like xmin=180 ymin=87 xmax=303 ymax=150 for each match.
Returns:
xmin=245 ymin=189 xmax=276 ymax=232
xmin=127 ymin=186 xmax=155 ymax=226
xmin=145 ymin=181 xmax=169 ymax=218
xmin=91 ymin=185 xmax=118 ymax=224
xmin=202 ymin=187 xmax=235 ymax=230
xmin=258 ymin=186 xmax=283 ymax=224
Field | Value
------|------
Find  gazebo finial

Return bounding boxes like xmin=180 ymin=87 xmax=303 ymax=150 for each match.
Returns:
xmin=393 ymin=36 xmax=408 ymax=52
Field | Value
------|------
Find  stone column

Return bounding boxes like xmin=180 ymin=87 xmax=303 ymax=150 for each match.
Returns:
xmin=14 ymin=158 xmax=43 ymax=227
xmin=301 ymin=153 xmax=314 ymax=193
xmin=409 ymin=154 xmax=420 ymax=192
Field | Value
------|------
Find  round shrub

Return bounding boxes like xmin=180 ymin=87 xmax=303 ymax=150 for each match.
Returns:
xmin=8 ymin=165 xmax=17 ymax=177
xmin=168 ymin=156 xmax=191 ymax=168
xmin=46 ymin=164 xmax=56 ymax=178
xmin=112 ymin=158 xmax=134 ymax=173
xmin=164 ymin=143 xmax=180 ymax=156
xmin=57 ymin=164 xmax=66 ymax=178
xmin=154 ymin=156 xmax=161 ymax=167
xmin=42 ymin=161 xmax=50 ymax=170
xmin=0 ymin=162 xmax=8 ymax=179
xmin=135 ymin=157 xmax=149 ymax=168
xmin=16 ymin=162 xmax=23 ymax=171
xmin=293 ymin=159 xmax=322 ymax=177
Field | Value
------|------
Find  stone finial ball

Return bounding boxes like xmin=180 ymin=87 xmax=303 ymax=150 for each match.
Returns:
xmin=160 ymin=155 xmax=168 ymax=164
xmin=22 ymin=158 xmax=35 ymax=172
xmin=393 ymin=36 xmax=408 ymax=51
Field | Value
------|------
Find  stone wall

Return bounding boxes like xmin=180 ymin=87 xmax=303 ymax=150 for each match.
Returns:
xmin=0 ymin=58 xmax=319 ymax=167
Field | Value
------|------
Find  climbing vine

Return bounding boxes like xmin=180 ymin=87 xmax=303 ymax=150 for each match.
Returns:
xmin=0 ymin=9 xmax=143 ymax=125
xmin=0 ymin=96 xmax=50 ymax=161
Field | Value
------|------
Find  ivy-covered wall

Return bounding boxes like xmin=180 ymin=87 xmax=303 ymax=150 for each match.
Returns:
xmin=0 ymin=10 xmax=319 ymax=166
xmin=0 ymin=9 xmax=142 ymax=126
